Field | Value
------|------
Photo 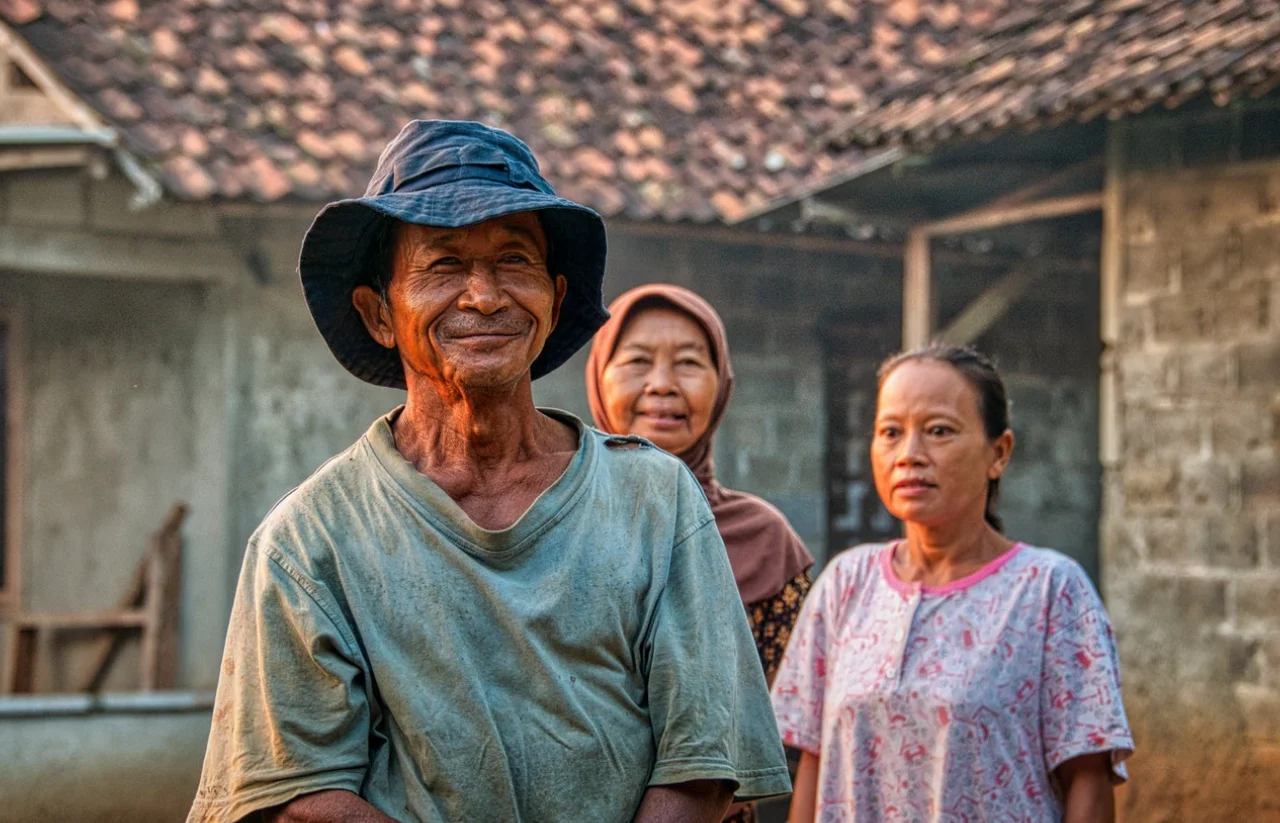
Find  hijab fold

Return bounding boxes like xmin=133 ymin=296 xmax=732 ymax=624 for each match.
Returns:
xmin=586 ymin=284 xmax=813 ymax=604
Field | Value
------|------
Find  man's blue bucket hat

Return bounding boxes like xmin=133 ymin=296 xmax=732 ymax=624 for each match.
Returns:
xmin=299 ymin=120 xmax=609 ymax=388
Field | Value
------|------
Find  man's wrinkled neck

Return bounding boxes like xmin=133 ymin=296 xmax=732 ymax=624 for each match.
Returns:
xmin=394 ymin=370 xmax=550 ymax=471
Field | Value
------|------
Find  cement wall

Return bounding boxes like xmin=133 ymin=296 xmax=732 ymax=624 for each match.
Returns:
xmin=1104 ymin=121 xmax=1280 ymax=821
xmin=0 ymin=697 xmax=211 ymax=823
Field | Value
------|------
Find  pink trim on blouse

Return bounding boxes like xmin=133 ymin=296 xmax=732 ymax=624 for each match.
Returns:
xmin=878 ymin=540 xmax=1027 ymax=596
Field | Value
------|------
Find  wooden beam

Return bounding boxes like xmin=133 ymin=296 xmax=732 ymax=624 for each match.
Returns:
xmin=936 ymin=266 xmax=1042 ymax=344
xmin=0 ymin=22 xmax=105 ymax=132
xmin=605 ymin=219 xmax=1098 ymax=273
xmin=920 ymin=191 xmax=1104 ymax=237
xmin=13 ymin=611 xmax=149 ymax=630
xmin=981 ymin=156 xmax=1105 ymax=211
xmin=0 ymin=226 xmax=245 ymax=283
xmin=83 ymin=503 xmax=186 ymax=693
xmin=903 ymin=229 xmax=931 ymax=349
xmin=0 ymin=146 xmax=91 ymax=172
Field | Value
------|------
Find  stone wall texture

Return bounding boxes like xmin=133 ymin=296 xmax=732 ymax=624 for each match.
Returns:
xmin=1107 ymin=146 xmax=1280 ymax=821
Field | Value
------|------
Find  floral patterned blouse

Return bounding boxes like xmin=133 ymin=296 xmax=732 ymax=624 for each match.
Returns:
xmin=771 ymin=543 xmax=1132 ymax=823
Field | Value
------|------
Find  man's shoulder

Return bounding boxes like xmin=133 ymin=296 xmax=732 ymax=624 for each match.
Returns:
xmin=587 ymin=429 xmax=697 ymax=486
xmin=251 ymin=436 xmax=379 ymax=551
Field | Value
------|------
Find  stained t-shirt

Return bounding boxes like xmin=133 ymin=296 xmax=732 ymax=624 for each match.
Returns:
xmin=771 ymin=542 xmax=1133 ymax=823
xmin=187 ymin=409 xmax=790 ymax=823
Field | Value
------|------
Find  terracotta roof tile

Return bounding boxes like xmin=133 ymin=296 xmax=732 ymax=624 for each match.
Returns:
xmin=5 ymin=1 xmax=1277 ymax=219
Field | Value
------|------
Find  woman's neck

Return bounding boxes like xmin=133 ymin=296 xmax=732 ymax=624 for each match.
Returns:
xmin=895 ymin=518 xmax=1015 ymax=588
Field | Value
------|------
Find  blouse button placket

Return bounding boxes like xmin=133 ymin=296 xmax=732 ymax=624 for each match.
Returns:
xmin=892 ymin=587 xmax=923 ymax=686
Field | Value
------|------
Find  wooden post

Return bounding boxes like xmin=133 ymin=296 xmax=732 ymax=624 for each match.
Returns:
xmin=1099 ymin=125 xmax=1126 ymax=468
xmin=903 ymin=229 xmax=931 ymax=349
xmin=81 ymin=502 xmax=186 ymax=692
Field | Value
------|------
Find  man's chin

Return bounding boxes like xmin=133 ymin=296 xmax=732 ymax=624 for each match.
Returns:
xmin=444 ymin=354 xmax=540 ymax=391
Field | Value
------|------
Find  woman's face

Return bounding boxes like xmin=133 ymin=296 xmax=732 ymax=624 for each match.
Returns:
xmin=600 ymin=307 xmax=720 ymax=456
xmin=871 ymin=360 xmax=1013 ymax=530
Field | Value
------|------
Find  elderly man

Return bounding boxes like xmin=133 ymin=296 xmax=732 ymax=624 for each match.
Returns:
xmin=187 ymin=120 xmax=790 ymax=823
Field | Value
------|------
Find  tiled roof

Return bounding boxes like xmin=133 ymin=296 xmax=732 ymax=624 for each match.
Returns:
xmin=2 ymin=1 xmax=1277 ymax=220
xmin=827 ymin=0 xmax=1280 ymax=150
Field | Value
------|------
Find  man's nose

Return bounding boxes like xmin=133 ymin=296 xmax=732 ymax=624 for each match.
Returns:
xmin=456 ymin=264 xmax=504 ymax=314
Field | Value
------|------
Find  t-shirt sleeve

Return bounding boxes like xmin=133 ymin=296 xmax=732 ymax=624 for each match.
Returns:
xmin=186 ymin=543 xmax=371 ymax=823
xmin=1040 ymin=566 xmax=1135 ymax=781
xmin=769 ymin=560 xmax=839 ymax=755
xmin=643 ymin=515 xmax=792 ymax=801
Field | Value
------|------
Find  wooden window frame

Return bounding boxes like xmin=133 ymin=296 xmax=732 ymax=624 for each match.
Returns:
xmin=0 ymin=306 xmax=22 ymax=612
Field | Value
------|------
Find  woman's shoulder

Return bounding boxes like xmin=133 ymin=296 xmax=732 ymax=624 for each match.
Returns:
xmin=1009 ymin=544 xmax=1094 ymax=581
xmin=812 ymin=542 xmax=892 ymax=596
xmin=1006 ymin=544 xmax=1107 ymax=611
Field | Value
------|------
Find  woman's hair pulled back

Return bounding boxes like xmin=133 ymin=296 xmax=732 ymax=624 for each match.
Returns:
xmin=876 ymin=343 xmax=1011 ymax=532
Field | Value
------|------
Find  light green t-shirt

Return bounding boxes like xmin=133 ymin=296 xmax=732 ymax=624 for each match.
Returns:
xmin=188 ymin=409 xmax=790 ymax=823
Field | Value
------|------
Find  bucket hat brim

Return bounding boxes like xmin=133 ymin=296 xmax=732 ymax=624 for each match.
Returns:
xmin=299 ymin=180 xmax=609 ymax=389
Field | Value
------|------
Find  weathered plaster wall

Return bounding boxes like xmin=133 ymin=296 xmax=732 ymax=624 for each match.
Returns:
xmin=1105 ymin=139 xmax=1280 ymax=820
xmin=0 ymin=169 xmax=239 ymax=692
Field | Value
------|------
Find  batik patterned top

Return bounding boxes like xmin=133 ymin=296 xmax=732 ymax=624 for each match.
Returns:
xmin=771 ymin=542 xmax=1133 ymax=823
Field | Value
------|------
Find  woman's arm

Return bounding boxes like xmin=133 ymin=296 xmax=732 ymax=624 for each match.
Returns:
xmin=633 ymin=780 xmax=735 ymax=823
xmin=1057 ymin=752 xmax=1115 ymax=823
xmin=786 ymin=751 xmax=819 ymax=823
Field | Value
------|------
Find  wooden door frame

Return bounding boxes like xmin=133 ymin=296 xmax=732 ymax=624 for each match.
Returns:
xmin=0 ymin=304 xmax=22 ymax=613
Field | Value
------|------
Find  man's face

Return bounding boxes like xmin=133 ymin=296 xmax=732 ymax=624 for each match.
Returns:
xmin=353 ymin=213 xmax=567 ymax=391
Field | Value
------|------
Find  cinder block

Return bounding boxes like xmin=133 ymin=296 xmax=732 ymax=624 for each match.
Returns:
xmin=1243 ymin=452 xmax=1280 ymax=508
xmin=1177 ymin=345 xmax=1239 ymax=395
xmin=1124 ymin=402 xmax=1205 ymax=460
xmin=1238 ymin=341 xmax=1280 ymax=391
xmin=1119 ymin=350 xmax=1175 ymax=399
xmin=1139 ymin=573 xmax=1230 ymax=623
xmin=1178 ymin=234 xmax=1231 ymax=292
xmin=1214 ymin=282 xmax=1272 ymax=341
xmin=1122 ymin=461 xmax=1180 ymax=513
xmin=1240 ymin=225 xmax=1280 ymax=282
xmin=1235 ymin=576 xmax=1280 ymax=632
xmin=1126 ymin=242 xmax=1173 ymax=296
xmin=1143 ymin=515 xmax=1258 ymax=569
xmin=1152 ymin=293 xmax=1214 ymax=342
xmin=1211 ymin=398 xmax=1276 ymax=454
xmin=1178 ymin=457 xmax=1239 ymax=512
xmin=1101 ymin=515 xmax=1143 ymax=570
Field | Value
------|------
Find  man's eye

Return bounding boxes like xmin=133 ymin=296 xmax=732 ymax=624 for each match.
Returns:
xmin=500 ymin=253 xmax=532 ymax=265
xmin=929 ymin=425 xmax=953 ymax=436
xmin=431 ymin=257 xmax=465 ymax=270
xmin=877 ymin=427 xmax=900 ymax=438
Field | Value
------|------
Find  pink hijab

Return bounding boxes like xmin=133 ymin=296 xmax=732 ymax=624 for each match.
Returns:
xmin=585 ymin=284 xmax=813 ymax=604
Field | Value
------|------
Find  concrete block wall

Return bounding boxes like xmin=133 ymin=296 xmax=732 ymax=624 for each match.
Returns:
xmin=1105 ymin=151 xmax=1280 ymax=821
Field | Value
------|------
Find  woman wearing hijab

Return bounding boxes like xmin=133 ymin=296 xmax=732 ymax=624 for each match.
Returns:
xmin=587 ymin=284 xmax=814 ymax=823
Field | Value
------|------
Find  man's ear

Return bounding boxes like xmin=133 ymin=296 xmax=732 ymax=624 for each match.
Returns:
xmin=352 ymin=285 xmax=396 ymax=349
xmin=548 ymin=274 xmax=568 ymax=331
